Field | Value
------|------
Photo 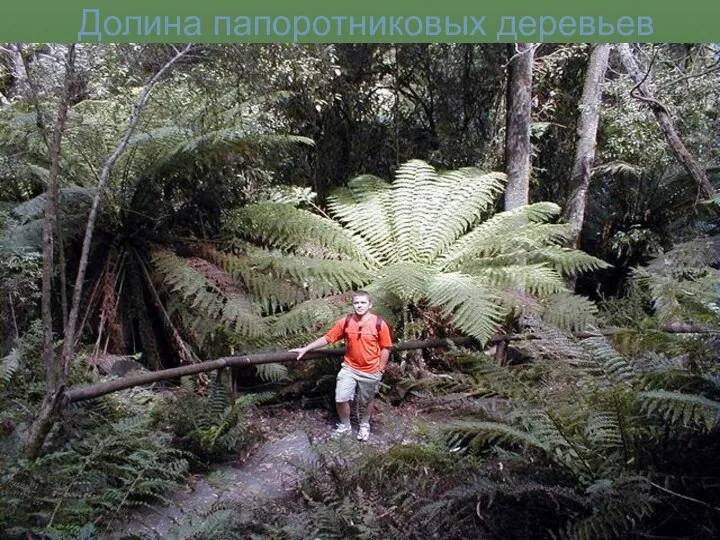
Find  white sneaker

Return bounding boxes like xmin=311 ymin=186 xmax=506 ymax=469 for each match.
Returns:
xmin=357 ymin=424 xmax=370 ymax=442
xmin=330 ymin=423 xmax=351 ymax=440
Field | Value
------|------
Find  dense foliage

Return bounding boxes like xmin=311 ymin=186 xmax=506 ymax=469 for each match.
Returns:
xmin=0 ymin=43 xmax=719 ymax=538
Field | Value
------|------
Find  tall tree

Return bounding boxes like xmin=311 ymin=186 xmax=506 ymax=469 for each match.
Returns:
xmin=617 ymin=43 xmax=719 ymax=201
xmin=564 ymin=44 xmax=611 ymax=248
xmin=22 ymin=45 xmax=193 ymax=460
xmin=504 ymin=43 xmax=535 ymax=210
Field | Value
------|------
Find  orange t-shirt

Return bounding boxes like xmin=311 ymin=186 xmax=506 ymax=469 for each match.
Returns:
xmin=324 ymin=313 xmax=393 ymax=373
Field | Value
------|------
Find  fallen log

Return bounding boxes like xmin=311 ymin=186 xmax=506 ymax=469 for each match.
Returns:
xmin=65 ymin=337 xmax=477 ymax=403
xmin=64 ymin=324 xmax=718 ymax=403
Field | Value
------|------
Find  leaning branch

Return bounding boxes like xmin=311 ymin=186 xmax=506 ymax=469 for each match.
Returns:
xmin=617 ymin=43 xmax=718 ymax=201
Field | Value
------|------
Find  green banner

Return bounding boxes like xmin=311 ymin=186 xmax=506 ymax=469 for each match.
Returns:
xmin=2 ymin=1 xmax=719 ymax=43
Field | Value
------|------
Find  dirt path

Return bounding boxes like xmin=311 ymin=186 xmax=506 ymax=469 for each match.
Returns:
xmin=107 ymin=402 xmax=431 ymax=539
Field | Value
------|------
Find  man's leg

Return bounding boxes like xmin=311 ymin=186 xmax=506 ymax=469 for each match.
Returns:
xmin=356 ymin=371 xmax=382 ymax=441
xmin=336 ymin=400 xmax=351 ymax=427
xmin=332 ymin=365 xmax=356 ymax=438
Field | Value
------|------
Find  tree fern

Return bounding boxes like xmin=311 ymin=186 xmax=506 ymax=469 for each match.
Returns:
xmin=254 ymin=362 xmax=289 ymax=383
xmin=327 ymin=174 xmax=399 ymax=264
xmin=629 ymin=237 xmax=720 ymax=325
xmin=219 ymin=159 xmax=607 ymax=343
xmin=446 ymin=418 xmax=551 ymax=455
xmin=438 ymin=202 xmax=568 ymax=269
xmin=574 ymin=337 xmax=636 ymax=387
xmin=426 ymin=272 xmax=506 ymax=344
xmin=244 ymin=248 xmax=375 ymax=298
xmin=538 ymin=294 xmax=597 ymax=331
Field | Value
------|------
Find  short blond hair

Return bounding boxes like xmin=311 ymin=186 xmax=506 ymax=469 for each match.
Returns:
xmin=351 ymin=290 xmax=372 ymax=302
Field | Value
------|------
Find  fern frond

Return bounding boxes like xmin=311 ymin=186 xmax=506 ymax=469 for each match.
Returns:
xmin=0 ymin=348 xmax=20 ymax=386
xmin=471 ymin=263 xmax=567 ymax=297
xmin=372 ymin=262 xmax=435 ymax=302
xmin=327 ymin=174 xmax=397 ymax=264
xmin=528 ymin=246 xmax=611 ymax=276
xmin=9 ymin=186 xmax=94 ymax=222
xmin=632 ymin=266 xmax=720 ymax=324
xmin=577 ymin=337 xmax=636 ymax=386
xmin=540 ymin=293 xmax=599 ymax=331
xmin=427 ymin=272 xmax=506 ymax=344
xmin=151 ymin=248 xmax=266 ymax=340
xmin=439 ymin=202 xmax=563 ymax=270
xmin=200 ymin=246 xmax=307 ymax=312
xmin=645 ymin=236 xmax=720 ymax=272
xmin=638 ymin=390 xmax=720 ymax=430
xmin=225 ymin=202 xmax=374 ymax=264
xmin=254 ymin=362 xmax=289 ymax=382
xmin=557 ymin=477 xmax=654 ymax=540
xmin=445 ymin=419 xmax=550 ymax=454
xmin=221 ymin=295 xmax=266 ymax=338
xmin=584 ymin=413 xmax=623 ymax=450
xmin=246 ymin=250 xmax=375 ymax=298
xmin=391 ymin=159 xmax=439 ymax=263
xmin=418 ymin=168 xmax=506 ymax=263
xmin=271 ymin=296 xmax=350 ymax=337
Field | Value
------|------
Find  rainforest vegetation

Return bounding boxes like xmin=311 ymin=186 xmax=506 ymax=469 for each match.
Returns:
xmin=1 ymin=43 xmax=719 ymax=539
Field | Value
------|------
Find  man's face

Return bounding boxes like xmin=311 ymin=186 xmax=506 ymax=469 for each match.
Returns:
xmin=351 ymin=295 xmax=371 ymax=316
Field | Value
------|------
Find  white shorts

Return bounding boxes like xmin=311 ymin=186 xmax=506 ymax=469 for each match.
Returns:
xmin=335 ymin=363 xmax=383 ymax=404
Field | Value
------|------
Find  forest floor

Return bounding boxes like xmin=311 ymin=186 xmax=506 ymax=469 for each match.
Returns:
xmin=106 ymin=398 xmax=446 ymax=539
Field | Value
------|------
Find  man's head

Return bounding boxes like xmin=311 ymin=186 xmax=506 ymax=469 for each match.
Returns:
xmin=351 ymin=290 xmax=372 ymax=316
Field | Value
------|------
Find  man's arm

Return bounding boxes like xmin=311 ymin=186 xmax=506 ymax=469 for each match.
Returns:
xmin=378 ymin=348 xmax=391 ymax=371
xmin=289 ymin=336 xmax=330 ymax=360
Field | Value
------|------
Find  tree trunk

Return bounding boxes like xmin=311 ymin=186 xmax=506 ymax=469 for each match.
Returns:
xmin=617 ymin=43 xmax=718 ymax=201
xmin=0 ymin=44 xmax=30 ymax=102
xmin=23 ymin=45 xmax=193 ymax=460
xmin=504 ymin=43 xmax=534 ymax=210
xmin=564 ymin=44 xmax=611 ymax=248
xmin=23 ymin=44 xmax=76 ymax=460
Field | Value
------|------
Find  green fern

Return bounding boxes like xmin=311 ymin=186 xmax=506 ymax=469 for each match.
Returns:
xmin=151 ymin=248 xmax=266 ymax=342
xmin=254 ymin=362 xmax=289 ymax=383
xmin=224 ymin=159 xmax=608 ymax=343
xmin=0 ymin=348 xmax=20 ymax=387
xmin=225 ymin=202 xmax=374 ymax=262
xmin=540 ymin=293 xmax=599 ymax=332
xmin=638 ymin=390 xmax=720 ymax=430
xmin=555 ymin=477 xmax=655 ymax=540
xmin=630 ymin=237 xmax=720 ymax=325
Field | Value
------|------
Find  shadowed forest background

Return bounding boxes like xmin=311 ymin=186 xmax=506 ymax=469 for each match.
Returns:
xmin=1 ymin=43 xmax=719 ymax=539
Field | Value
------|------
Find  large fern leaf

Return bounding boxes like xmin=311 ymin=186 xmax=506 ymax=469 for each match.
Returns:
xmin=225 ymin=202 xmax=375 ymax=264
xmin=427 ymin=272 xmax=506 ymax=344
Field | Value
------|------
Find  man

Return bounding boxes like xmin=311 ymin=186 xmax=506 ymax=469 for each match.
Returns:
xmin=290 ymin=291 xmax=392 ymax=441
